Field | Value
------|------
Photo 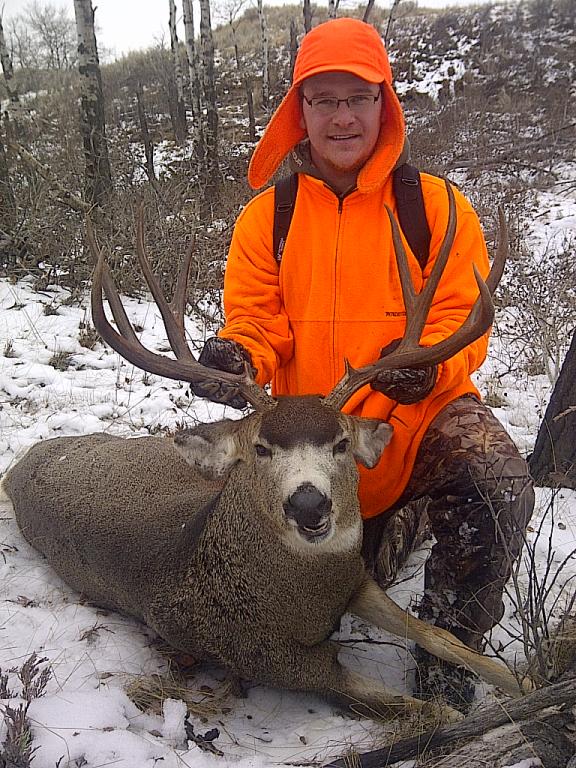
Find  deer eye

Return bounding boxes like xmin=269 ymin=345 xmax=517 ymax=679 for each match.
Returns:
xmin=255 ymin=444 xmax=272 ymax=458
xmin=333 ymin=439 xmax=349 ymax=456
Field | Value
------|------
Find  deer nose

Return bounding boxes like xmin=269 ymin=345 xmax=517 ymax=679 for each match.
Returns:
xmin=284 ymin=483 xmax=332 ymax=528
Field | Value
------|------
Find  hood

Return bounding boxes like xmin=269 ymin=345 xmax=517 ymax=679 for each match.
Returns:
xmin=247 ymin=18 xmax=406 ymax=194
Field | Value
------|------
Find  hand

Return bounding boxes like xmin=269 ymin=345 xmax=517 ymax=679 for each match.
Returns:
xmin=370 ymin=339 xmax=437 ymax=405
xmin=192 ymin=337 xmax=256 ymax=410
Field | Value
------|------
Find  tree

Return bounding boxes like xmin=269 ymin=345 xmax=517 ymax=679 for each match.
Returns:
xmin=0 ymin=13 xmax=19 ymax=106
xmin=73 ymin=0 xmax=112 ymax=207
xmin=25 ymin=1 xmax=77 ymax=70
xmin=0 ymin=14 xmax=18 ymax=268
xmin=303 ymin=0 xmax=312 ymax=33
xmin=257 ymin=0 xmax=269 ymax=110
xmin=199 ymin=0 xmax=219 ymax=195
xmin=214 ymin=0 xmax=255 ymax=141
xmin=182 ymin=0 xmax=205 ymax=161
xmin=168 ymin=0 xmax=188 ymax=144
xmin=289 ymin=19 xmax=298 ymax=80
xmin=529 ymin=329 xmax=576 ymax=489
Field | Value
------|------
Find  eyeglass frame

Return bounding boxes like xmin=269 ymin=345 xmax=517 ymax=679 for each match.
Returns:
xmin=301 ymin=90 xmax=382 ymax=116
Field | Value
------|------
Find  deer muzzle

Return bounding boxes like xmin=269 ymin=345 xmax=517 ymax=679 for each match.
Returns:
xmin=283 ymin=483 xmax=333 ymax=542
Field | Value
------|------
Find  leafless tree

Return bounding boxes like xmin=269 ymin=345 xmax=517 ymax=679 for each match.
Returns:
xmin=328 ymin=0 xmax=337 ymax=19
xmin=289 ymin=18 xmax=298 ymax=81
xmin=0 ymin=13 xmax=19 ymax=107
xmin=199 ymin=0 xmax=220 ymax=195
xmin=168 ymin=0 xmax=188 ymax=144
xmin=72 ymin=0 xmax=112 ymax=207
xmin=363 ymin=0 xmax=376 ymax=23
xmin=25 ymin=1 xmax=77 ymax=70
xmin=213 ymin=0 xmax=255 ymax=141
xmin=4 ymin=16 xmax=36 ymax=69
xmin=182 ymin=0 xmax=205 ymax=161
xmin=135 ymin=83 xmax=157 ymax=184
xmin=383 ymin=0 xmax=402 ymax=44
xmin=256 ymin=0 xmax=269 ymax=111
xmin=0 ymin=12 xmax=18 ymax=266
xmin=303 ymin=0 xmax=312 ymax=34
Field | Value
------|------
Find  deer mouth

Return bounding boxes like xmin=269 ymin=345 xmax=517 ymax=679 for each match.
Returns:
xmin=296 ymin=517 xmax=333 ymax=543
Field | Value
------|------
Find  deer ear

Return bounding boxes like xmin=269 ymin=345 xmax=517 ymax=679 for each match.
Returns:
xmin=173 ymin=420 xmax=242 ymax=479
xmin=347 ymin=417 xmax=393 ymax=469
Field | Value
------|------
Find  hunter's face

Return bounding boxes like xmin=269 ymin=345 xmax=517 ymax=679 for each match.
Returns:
xmin=300 ymin=71 xmax=382 ymax=191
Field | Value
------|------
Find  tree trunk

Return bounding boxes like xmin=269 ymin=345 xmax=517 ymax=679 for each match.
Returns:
xmin=0 ymin=16 xmax=19 ymax=108
xmin=182 ymin=0 xmax=205 ymax=167
xmin=72 ymin=0 xmax=112 ymax=207
xmin=363 ymin=0 xmax=376 ymax=23
xmin=135 ymin=84 xmax=156 ymax=183
xmin=383 ymin=0 xmax=401 ymax=45
xmin=289 ymin=19 xmax=298 ymax=81
xmin=303 ymin=0 xmax=312 ymax=34
xmin=198 ymin=0 xmax=219 ymax=197
xmin=244 ymin=77 xmax=256 ymax=143
xmin=328 ymin=0 xmax=337 ymax=18
xmin=530 ymin=328 xmax=576 ymax=489
xmin=168 ymin=0 xmax=188 ymax=145
xmin=0 ymin=128 xmax=18 ymax=270
xmin=0 ymin=18 xmax=18 ymax=266
xmin=257 ymin=0 xmax=269 ymax=111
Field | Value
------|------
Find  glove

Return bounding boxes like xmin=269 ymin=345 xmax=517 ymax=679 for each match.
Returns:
xmin=371 ymin=339 xmax=437 ymax=405
xmin=191 ymin=337 xmax=256 ymax=410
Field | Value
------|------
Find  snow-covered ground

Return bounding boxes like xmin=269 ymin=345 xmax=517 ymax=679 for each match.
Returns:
xmin=1 ymin=184 xmax=575 ymax=767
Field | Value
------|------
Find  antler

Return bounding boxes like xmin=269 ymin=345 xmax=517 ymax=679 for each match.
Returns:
xmin=88 ymin=207 xmax=275 ymax=411
xmin=324 ymin=180 xmax=507 ymax=410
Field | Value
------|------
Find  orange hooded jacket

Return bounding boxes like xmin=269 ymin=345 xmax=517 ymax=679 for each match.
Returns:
xmin=219 ymin=19 xmax=491 ymax=519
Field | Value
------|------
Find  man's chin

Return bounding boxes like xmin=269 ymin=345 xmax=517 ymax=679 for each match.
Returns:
xmin=327 ymin=156 xmax=369 ymax=174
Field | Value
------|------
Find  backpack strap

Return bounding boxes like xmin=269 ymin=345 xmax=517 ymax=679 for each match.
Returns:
xmin=392 ymin=163 xmax=431 ymax=270
xmin=272 ymin=165 xmax=431 ymax=269
xmin=273 ymin=173 xmax=299 ymax=263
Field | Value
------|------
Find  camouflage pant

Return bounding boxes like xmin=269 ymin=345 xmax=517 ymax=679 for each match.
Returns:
xmin=362 ymin=394 xmax=535 ymax=651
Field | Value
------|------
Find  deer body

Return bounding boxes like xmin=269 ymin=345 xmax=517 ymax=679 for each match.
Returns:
xmin=5 ymin=395 xmax=527 ymax=715
xmin=5 ymin=398 xmax=395 ymax=706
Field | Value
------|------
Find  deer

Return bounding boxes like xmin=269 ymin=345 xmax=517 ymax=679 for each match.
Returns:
xmin=2 ymin=181 xmax=530 ymax=722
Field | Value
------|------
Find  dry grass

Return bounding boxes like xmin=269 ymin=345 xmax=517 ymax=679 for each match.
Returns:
xmin=125 ymin=668 xmax=234 ymax=718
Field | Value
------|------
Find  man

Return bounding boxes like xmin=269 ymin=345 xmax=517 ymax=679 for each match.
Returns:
xmin=192 ymin=18 xmax=534 ymax=710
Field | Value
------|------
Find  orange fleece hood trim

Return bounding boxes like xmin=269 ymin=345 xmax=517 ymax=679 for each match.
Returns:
xmin=247 ymin=18 xmax=406 ymax=194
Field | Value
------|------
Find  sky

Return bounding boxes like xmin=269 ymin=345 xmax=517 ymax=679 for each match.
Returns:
xmin=1 ymin=0 xmax=507 ymax=61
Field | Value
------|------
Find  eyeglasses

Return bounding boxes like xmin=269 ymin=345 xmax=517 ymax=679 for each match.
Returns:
xmin=302 ymin=92 xmax=381 ymax=116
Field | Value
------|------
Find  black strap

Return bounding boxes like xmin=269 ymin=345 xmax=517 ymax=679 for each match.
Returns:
xmin=392 ymin=163 xmax=431 ymax=270
xmin=273 ymin=173 xmax=299 ymax=262
xmin=272 ymin=164 xmax=431 ymax=268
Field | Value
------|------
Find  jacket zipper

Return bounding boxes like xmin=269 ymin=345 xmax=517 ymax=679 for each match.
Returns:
xmin=332 ymin=194 xmax=346 ymax=383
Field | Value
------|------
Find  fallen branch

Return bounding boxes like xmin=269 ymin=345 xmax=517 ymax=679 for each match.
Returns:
xmin=420 ymin=707 xmax=574 ymax=767
xmin=326 ymin=678 xmax=576 ymax=767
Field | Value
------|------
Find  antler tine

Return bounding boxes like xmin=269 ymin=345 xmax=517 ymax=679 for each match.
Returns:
xmin=325 ymin=182 xmax=507 ymax=411
xmin=90 ymin=221 xmax=274 ymax=411
xmin=172 ymin=232 xmax=196 ymax=332
xmin=86 ymin=216 xmax=139 ymax=343
xmin=134 ymin=204 xmax=194 ymax=362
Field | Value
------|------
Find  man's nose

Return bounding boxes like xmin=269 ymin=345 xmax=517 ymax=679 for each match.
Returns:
xmin=332 ymin=101 xmax=356 ymax=121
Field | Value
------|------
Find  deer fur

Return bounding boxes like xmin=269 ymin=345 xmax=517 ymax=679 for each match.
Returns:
xmin=3 ymin=395 xmax=527 ymax=720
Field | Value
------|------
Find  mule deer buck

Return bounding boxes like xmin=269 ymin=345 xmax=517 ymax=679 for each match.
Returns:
xmin=3 ymin=182 xmax=528 ymax=720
